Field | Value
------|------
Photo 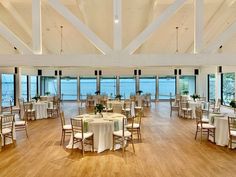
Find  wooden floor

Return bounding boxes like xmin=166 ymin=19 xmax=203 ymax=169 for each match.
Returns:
xmin=0 ymin=102 xmax=236 ymax=177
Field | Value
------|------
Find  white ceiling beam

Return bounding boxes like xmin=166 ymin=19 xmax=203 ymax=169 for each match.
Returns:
xmin=194 ymin=0 xmax=203 ymax=54
xmin=32 ymin=0 xmax=42 ymax=54
xmin=203 ymin=21 xmax=236 ymax=53
xmin=47 ymin=0 xmax=112 ymax=55
xmin=0 ymin=21 xmax=33 ymax=54
xmin=0 ymin=1 xmax=32 ymax=38
xmin=123 ymin=0 xmax=186 ymax=55
xmin=113 ymin=0 xmax=122 ymax=50
xmin=0 ymin=53 xmax=236 ymax=67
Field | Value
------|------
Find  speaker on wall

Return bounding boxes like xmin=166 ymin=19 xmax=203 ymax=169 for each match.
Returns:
xmin=99 ymin=70 xmax=102 ymax=76
xmin=55 ymin=70 xmax=58 ymax=76
xmin=95 ymin=70 xmax=97 ymax=76
xmin=194 ymin=69 xmax=199 ymax=75
xmin=218 ymin=66 xmax=222 ymax=73
xmin=174 ymin=69 xmax=177 ymax=75
xmin=59 ymin=70 xmax=62 ymax=76
xmin=38 ymin=69 xmax=42 ymax=76
xmin=134 ymin=69 xmax=137 ymax=76
xmin=138 ymin=69 xmax=141 ymax=75
xmin=14 ymin=67 xmax=18 ymax=74
xmin=178 ymin=69 xmax=181 ymax=75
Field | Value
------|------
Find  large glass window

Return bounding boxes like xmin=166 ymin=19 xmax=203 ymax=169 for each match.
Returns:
xmin=2 ymin=74 xmax=15 ymax=106
xmin=208 ymin=74 xmax=215 ymax=102
xmin=120 ymin=77 xmax=136 ymax=99
xmin=21 ymin=75 xmax=28 ymax=101
xmin=61 ymin=77 xmax=77 ymax=100
xmin=41 ymin=76 xmax=57 ymax=95
xmin=30 ymin=76 xmax=37 ymax=99
xmin=100 ymin=77 xmax=116 ymax=98
xmin=179 ymin=76 xmax=196 ymax=95
xmin=158 ymin=76 xmax=176 ymax=99
xmin=222 ymin=73 xmax=235 ymax=106
xmin=140 ymin=77 xmax=156 ymax=100
xmin=80 ymin=77 xmax=97 ymax=100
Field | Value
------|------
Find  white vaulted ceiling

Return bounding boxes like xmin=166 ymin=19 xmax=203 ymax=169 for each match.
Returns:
xmin=0 ymin=0 xmax=236 ymax=55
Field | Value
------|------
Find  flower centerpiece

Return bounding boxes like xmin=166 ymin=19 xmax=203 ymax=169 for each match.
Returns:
xmin=45 ymin=91 xmax=50 ymax=96
xmin=136 ymin=90 xmax=143 ymax=95
xmin=182 ymin=90 xmax=189 ymax=95
xmin=95 ymin=90 xmax=100 ymax=95
xmin=190 ymin=94 xmax=200 ymax=101
xmin=32 ymin=94 xmax=40 ymax=102
xmin=115 ymin=94 xmax=122 ymax=101
xmin=94 ymin=103 xmax=104 ymax=117
xmin=230 ymin=100 xmax=236 ymax=113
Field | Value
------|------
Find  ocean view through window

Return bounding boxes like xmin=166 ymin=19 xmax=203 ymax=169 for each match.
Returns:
xmin=61 ymin=77 xmax=77 ymax=100
xmin=2 ymin=74 xmax=15 ymax=106
xmin=158 ymin=76 xmax=176 ymax=99
xmin=140 ymin=77 xmax=156 ymax=100
xmin=80 ymin=77 xmax=97 ymax=100
xmin=120 ymin=77 xmax=135 ymax=99
xmin=100 ymin=77 xmax=116 ymax=98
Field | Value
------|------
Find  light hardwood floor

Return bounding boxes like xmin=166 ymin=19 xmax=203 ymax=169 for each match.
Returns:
xmin=0 ymin=102 xmax=236 ymax=177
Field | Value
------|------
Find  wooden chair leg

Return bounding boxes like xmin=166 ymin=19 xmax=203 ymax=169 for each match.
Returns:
xmin=113 ymin=135 xmax=115 ymax=151
xmin=25 ymin=126 xmax=29 ymax=138
xmin=82 ymin=141 xmax=84 ymax=156
xmin=195 ymin=126 xmax=198 ymax=140
xmin=92 ymin=135 xmax=94 ymax=152
xmin=131 ymin=136 xmax=135 ymax=153
xmin=60 ymin=131 xmax=64 ymax=145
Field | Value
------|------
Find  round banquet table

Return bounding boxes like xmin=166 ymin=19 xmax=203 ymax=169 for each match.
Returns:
xmin=66 ymin=113 xmax=125 ymax=153
xmin=208 ymin=113 xmax=235 ymax=148
xmin=188 ymin=101 xmax=203 ymax=118
xmin=33 ymin=102 xmax=48 ymax=119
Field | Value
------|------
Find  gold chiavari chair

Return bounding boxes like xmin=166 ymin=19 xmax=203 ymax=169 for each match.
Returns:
xmin=60 ymin=112 xmax=72 ymax=146
xmin=0 ymin=114 xmax=14 ymax=147
xmin=228 ymin=116 xmax=236 ymax=149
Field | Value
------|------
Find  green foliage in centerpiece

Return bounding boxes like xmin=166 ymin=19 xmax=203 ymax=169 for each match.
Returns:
xmin=45 ymin=91 xmax=50 ymax=96
xmin=95 ymin=103 xmax=104 ymax=114
xmin=32 ymin=94 xmax=40 ymax=102
xmin=182 ymin=90 xmax=189 ymax=95
xmin=230 ymin=100 xmax=236 ymax=108
xmin=136 ymin=90 xmax=143 ymax=95
xmin=115 ymin=94 xmax=122 ymax=100
xmin=95 ymin=90 xmax=100 ymax=95
xmin=191 ymin=94 xmax=200 ymax=101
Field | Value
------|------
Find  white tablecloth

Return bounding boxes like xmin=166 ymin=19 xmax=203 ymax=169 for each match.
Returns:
xmin=209 ymin=113 xmax=235 ymax=148
xmin=33 ymin=102 xmax=48 ymax=119
xmin=66 ymin=113 xmax=124 ymax=153
xmin=188 ymin=101 xmax=202 ymax=118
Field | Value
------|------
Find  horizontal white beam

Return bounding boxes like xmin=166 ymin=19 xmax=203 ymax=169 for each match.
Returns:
xmin=123 ymin=0 xmax=186 ymax=55
xmin=47 ymin=0 xmax=112 ymax=55
xmin=0 ymin=22 xmax=33 ymax=54
xmin=0 ymin=53 xmax=236 ymax=67
xmin=204 ymin=20 xmax=236 ymax=53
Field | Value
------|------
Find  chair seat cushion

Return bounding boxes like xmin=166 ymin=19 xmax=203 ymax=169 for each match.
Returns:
xmin=113 ymin=130 xmax=131 ymax=137
xmin=27 ymin=109 xmax=35 ymax=112
xmin=15 ymin=121 xmax=26 ymax=126
xmin=201 ymin=117 xmax=209 ymax=123
xmin=2 ymin=128 xmax=12 ymax=134
xmin=198 ymin=123 xmax=215 ymax=129
xmin=12 ymin=107 xmax=20 ymax=111
xmin=126 ymin=123 xmax=140 ymax=128
xmin=230 ymin=130 xmax=236 ymax=136
xmin=74 ymin=132 xmax=93 ymax=139
xmin=63 ymin=124 xmax=72 ymax=130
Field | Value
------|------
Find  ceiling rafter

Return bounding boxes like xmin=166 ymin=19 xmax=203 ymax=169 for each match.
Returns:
xmin=123 ymin=0 xmax=186 ymax=55
xmin=0 ymin=21 xmax=33 ymax=54
xmin=47 ymin=0 xmax=112 ymax=55
xmin=203 ymin=20 xmax=236 ymax=53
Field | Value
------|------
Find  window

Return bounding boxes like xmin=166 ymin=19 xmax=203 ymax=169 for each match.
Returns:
xmin=100 ymin=77 xmax=116 ymax=98
xmin=61 ymin=77 xmax=77 ymax=100
xmin=208 ymin=74 xmax=215 ymax=102
xmin=120 ymin=77 xmax=136 ymax=99
xmin=139 ymin=77 xmax=156 ymax=100
xmin=222 ymin=73 xmax=235 ymax=106
xmin=179 ymin=76 xmax=196 ymax=95
xmin=41 ymin=76 xmax=57 ymax=95
xmin=21 ymin=75 xmax=28 ymax=101
xmin=30 ymin=76 xmax=37 ymax=98
xmin=80 ymin=77 xmax=97 ymax=100
xmin=158 ymin=76 xmax=176 ymax=99
xmin=2 ymin=74 xmax=15 ymax=106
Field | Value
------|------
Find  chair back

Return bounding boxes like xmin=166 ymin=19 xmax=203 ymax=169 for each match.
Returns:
xmin=0 ymin=114 xmax=14 ymax=133
xmin=123 ymin=117 xmax=133 ymax=137
xmin=195 ymin=107 xmax=203 ymax=126
xmin=124 ymin=100 xmax=131 ymax=109
xmin=134 ymin=112 xmax=142 ymax=126
xmin=112 ymin=104 xmax=123 ymax=113
xmin=180 ymin=101 xmax=189 ymax=109
xmin=228 ymin=116 xmax=236 ymax=135
xmin=71 ymin=118 xmax=84 ymax=139
xmin=60 ymin=112 xmax=66 ymax=128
